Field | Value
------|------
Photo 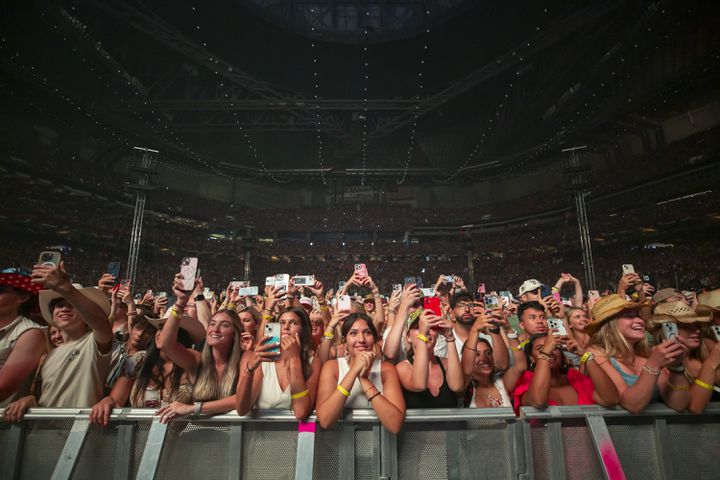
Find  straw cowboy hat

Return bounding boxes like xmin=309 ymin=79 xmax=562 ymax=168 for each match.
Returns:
xmin=39 ymin=284 xmax=111 ymax=325
xmin=697 ymin=289 xmax=720 ymax=317
xmin=645 ymin=300 xmax=713 ymax=332
xmin=587 ymin=294 xmax=650 ymax=335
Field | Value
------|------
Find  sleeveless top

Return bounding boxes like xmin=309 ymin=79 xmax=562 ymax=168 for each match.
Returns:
xmin=402 ymin=356 xmax=458 ymax=409
xmin=336 ymin=357 xmax=383 ymax=409
xmin=256 ymin=356 xmax=315 ymax=409
xmin=609 ymin=357 xmax=661 ymax=402
xmin=0 ymin=316 xmax=46 ymax=407
xmin=512 ymin=368 xmax=596 ymax=415
xmin=466 ymin=372 xmax=512 ymax=408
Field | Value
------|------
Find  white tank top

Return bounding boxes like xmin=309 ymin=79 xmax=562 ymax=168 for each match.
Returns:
xmin=469 ymin=372 xmax=512 ymax=408
xmin=336 ymin=357 xmax=383 ymax=409
xmin=256 ymin=357 xmax=314 ymax=409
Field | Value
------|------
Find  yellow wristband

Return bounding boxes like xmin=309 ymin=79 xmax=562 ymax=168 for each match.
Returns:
xmin=323 ymin=331 xmax=335 ymax=339
xmin=694 ymin=378 xmax=714 ymax=392
xmin=579 ymin=351 xmax=593 ymax=366
xmin=291 ymin=389 xmax=309 ymax=400
xmin=336 ymin=385 xmax=350 ymax=397
xmin=170 ymin=308 xmax=181 ymax=319
xmin=320 ymin=305 xmax=329 ymax=311
xmin=227 ymin=302 xmax=236 ymax=308
xmin=517 ymin=340 xmax=529 ymax=350
xmin=262 ymin=314 xmax=274 ymax=321
xmin=667 ymin=381 xmax=689 ymax=391
xmin=416 ymin=333 xmax=429 ymax=343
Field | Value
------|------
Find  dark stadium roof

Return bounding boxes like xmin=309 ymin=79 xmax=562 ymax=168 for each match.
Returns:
xmin=1 ymin=0 xmax=720 ymax=185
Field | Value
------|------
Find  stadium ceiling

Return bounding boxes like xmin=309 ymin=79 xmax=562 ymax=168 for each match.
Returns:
xmin=1 ymin=0 xmax=719 ymax=185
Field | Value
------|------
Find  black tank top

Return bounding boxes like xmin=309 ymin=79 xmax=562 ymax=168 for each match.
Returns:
xmin=402 ymin=356 xmax=459 ymax=409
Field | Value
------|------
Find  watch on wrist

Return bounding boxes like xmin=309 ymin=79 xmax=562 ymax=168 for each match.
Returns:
xmin=194 ymin=294 xmax=205 ymax=302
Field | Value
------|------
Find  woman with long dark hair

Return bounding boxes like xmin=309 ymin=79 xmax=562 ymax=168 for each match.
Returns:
xmin=236 ymin=307 xmax=320 ymax=420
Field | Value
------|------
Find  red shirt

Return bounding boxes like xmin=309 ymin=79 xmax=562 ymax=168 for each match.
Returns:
xmin=512 ymin=368 xmax=595 ymax=415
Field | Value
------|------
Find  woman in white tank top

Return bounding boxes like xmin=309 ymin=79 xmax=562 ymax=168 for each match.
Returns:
xmin=462 ymin=328 xmax=527 ymax=409
xmin=236 ymin=307 xmax=320 ymax=420
xmin=316 ymin=313 xmax=406 ymax=433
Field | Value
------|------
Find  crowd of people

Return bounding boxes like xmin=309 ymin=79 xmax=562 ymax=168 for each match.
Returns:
xmin=1 ymin=258 xmax=718 ymax=432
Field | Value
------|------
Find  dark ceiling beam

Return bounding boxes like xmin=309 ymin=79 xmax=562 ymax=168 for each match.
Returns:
xmin=45 ymin=1 xmax=147 ymax=97
xmin=121 ymin=98 xmax=419 ymax=112
xmin=91 ymin=0 xmax=356 ymax=144
xmin=368 ymin=0 xmax=626 ymax=141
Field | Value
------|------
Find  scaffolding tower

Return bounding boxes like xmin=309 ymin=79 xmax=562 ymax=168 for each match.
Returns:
xmin=125 ymin=147 xmax=158 ymax=285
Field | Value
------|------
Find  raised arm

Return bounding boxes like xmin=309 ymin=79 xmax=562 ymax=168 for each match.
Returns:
xmin=31 ymin=262 xmax=112 ymax=352
xmin=156 ymin=275 xmax=202 ymax=374
xmin=383 ymin=284 xmax=421 ymax=361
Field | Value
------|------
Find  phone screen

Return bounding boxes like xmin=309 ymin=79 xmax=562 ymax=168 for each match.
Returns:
xmin=180 ymin=257 xmax=198 ymax=291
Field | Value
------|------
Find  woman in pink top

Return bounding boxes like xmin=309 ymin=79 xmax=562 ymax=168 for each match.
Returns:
xmin=513 ymin=332 xmax=619 ymax=415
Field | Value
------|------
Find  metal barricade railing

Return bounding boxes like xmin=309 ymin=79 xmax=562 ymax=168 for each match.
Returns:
xmin=1 ymin=404 xmax=718 ymax=480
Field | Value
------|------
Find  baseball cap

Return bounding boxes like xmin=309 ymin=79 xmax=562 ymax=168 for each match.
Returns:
xmin=518 ymin=279 xmax=543 ymax=297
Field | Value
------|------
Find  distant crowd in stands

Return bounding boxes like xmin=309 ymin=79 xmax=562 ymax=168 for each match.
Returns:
xmin=1 ymin=255 xmax=719 ymax=432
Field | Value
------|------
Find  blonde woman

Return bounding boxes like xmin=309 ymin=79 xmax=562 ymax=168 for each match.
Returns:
xmin=587 ymin=294 xmax=689 ymax=414
xmin=155 ymin=274 xmax=243 ymax=423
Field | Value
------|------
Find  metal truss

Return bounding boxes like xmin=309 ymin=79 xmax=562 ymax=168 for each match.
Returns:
xmin=90 ymin=0 xmax=356 ymax=143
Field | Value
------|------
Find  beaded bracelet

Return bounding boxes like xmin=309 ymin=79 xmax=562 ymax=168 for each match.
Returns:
xmin=642 ymin=364 xmax=661 ymax=377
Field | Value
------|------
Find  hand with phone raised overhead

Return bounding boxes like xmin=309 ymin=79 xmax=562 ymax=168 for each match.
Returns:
xmin=617 ymin=273 xmax=642 ymax=295
xmin=31 ymin=261 xmax=72 ymax=292
xmin=172 ymin=273 xmax=197 ymax=307
xmin=400 ymin=283 xmax=422 ymax=308
xmin=97 ymin=273 xmax=116 ymax=294
xmin=453 ymin=276 xmax=466 ymax=291
xmin=307 ymin=279 xmax=325 ymax=298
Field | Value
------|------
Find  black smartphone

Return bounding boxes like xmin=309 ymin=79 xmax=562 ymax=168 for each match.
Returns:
xmin=107 ymin=261 xmax=121 ymax=279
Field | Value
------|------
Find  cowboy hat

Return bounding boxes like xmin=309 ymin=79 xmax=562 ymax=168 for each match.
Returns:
xmin=697 ymin=289 xmax=720 ymax=315
xmin=646 ymin=300 xmax=712 ymax=332
xmin=145 ymin=307 xmax=206 ymax=344
xmin=587 ymin=294 xmax=650 ymax=335
xmin=39 ymin=284 xmax=111 ymax=325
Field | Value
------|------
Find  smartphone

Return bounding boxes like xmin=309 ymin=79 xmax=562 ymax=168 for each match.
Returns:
xmin=443 ymin=275 xmax=453 ymax=283
xmin=274 ymin=274 xmax=290 ymax=294
xmin=202 ymin=287 xmax=212 ymax=299
xmin=403 ymin=277 xmax=416 ymax=287
xmin=540 ymin=285 xmax=553 ymax=299
xmin=179 ymin=257 xmax=198 ymax=291
xmin=622 ymin=264 xmax=635 ymax=274
xmin=238 ymin=286 xmax=258 ymax=296
xmin=338 ymin=295 xmax=352 ymax=311
xmin=661 ymin=322 xmax=678 ymax=341
xmin=120 ymin=279 xmax=131 ymax=290
xmin=157 ymin=291 xmax=167 ymax=299
xmin=354 ymin=263 xmax=368 ymax=277
xmin=420 ymin=288 xmax=435 ymax=297
xmin=263 ymin=323 xmax=281 ymax=355
xmin=265 ymin=276 xmax=276 ymax=287
xmin=337 ymin=281 xmax=346 ymax=291
xmin=499 ymin=290 xmax=512 ymax=305
xmin=547 ymin=318 xmax=567 ymax=336
xmin=711 ymin=325 xmax=720 ymax=342
xmin=423 ymin=297 xmax=442 ymax=316
xmin=107 ymin=261 xmax=122 ymax=279
xmin=393 ymin=283 xmax=402 ymax=292
xmin=146 ymin=289 xmax=153 ymax=297
xmin=37 ymin=251 xmax=61 ymax=267
xmin=484 ymin=295 xmax=499 ymax=309
xmin=230 ymin=281 xmax=244 ymax=290
xmin=588 ymin=290 xmax=600 ymax=301
xmin=478 ymin=283 xmax=486 ymax=294
xmin=293 ymin=275 xmax=315 ymax=286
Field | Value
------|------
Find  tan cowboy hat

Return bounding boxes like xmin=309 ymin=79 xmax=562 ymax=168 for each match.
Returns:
xmin=587 ymin=294 xmax=650 ymax=335
xmin=145 ymin=307 xmax=206 ymax=344
xmin=646 ymin=300 xmax=713 ymax=332
xmin=697 ymin=289 xmax=720 ymax=315
xmin=39 ymin=284 xmax=111 ymax=325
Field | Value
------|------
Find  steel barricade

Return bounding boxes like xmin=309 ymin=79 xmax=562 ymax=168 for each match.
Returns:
xmin=1 ymin=403 xmax=718 ymax=480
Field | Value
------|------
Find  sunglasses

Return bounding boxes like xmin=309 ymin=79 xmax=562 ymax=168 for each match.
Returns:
xmin=1 ymin=267 xmax=30 ymax=276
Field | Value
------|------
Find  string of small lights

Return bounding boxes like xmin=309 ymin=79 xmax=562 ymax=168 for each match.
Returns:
xmin=308 ymin=11 xmax=327 ymax=186
xmin=397 ymin=15 xmax=431 ymax=186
